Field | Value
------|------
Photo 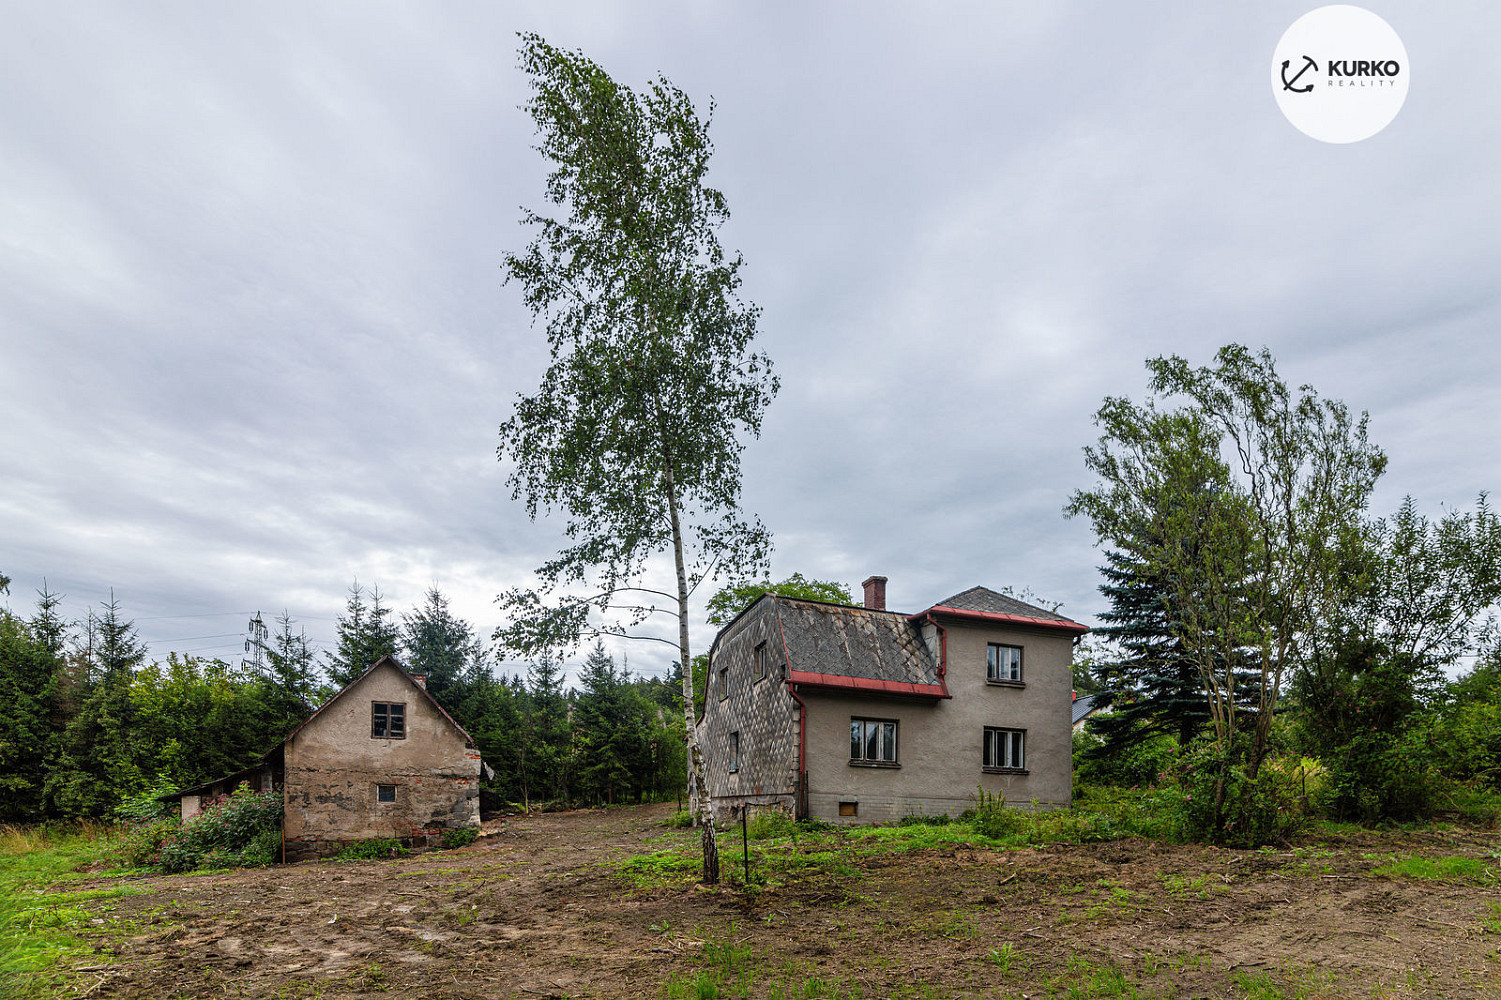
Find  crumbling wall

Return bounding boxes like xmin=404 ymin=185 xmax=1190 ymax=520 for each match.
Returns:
xmin=283 ymin=662 xmax=480 ymax=860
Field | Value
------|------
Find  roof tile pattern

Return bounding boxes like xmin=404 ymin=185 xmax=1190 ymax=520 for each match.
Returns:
xmin=774 ymin=599 xmax=938 ymax=686
xmin=932 ymin=586 xmax=1074 ymax=622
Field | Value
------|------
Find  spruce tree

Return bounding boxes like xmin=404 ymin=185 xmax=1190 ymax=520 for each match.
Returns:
xmin=326 ymin=582 xmax=399 ymax=686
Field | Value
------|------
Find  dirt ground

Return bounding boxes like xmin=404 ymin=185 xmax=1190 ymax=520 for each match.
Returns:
xmin=50 ymin=804 xmax=1501 ymax=999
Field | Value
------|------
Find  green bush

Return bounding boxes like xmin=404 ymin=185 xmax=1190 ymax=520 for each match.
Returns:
xmin=746 ymin=811 xmax=796 ymax=840
xmin=1165 ymin=740 xmax=1308 ymax=847
xmin=898 ymin=812 xmax=951 ymax=827
xmin=114 ymin=782 xmax=178 ymax=824
xmin=336 ymin=838 xmax=409 ymax=860
xmin=441 ymin=827 xmax=479 ymax=849
xmin=1074 ymin=729 xmax=1179 ymax=787
xmin=157 ymin=784 xmax=284 ymax=873
xmin=967 ymin=789 xmax=1025 ymax=839
xmin=112 ymin=818 xmax=179 ymax=868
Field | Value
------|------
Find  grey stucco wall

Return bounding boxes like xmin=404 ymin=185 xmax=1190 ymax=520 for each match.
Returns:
xmin=699 ymin=599 xmax=799 ymax=822
xmin=283 ymin=662 xmax=480 ymax=858
xmin=803 ymin=618 xmax=1074 ymax=824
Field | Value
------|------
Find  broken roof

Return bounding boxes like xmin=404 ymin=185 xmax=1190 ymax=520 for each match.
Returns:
xmin=774 ymin=598 xmax=941 ymax=696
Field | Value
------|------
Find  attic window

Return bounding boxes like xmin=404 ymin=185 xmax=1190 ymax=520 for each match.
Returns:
xmin=372 ymin=702 xmax=406 ymax=739
xmin=754 ymin=641 xmax=768 ymax=681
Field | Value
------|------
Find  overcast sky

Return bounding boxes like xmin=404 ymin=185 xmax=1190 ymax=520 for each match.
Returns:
xmin=3 ymin=3 xmax=1498 ymax=681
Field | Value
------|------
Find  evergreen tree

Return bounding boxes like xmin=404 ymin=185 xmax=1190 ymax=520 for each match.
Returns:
xmin=263 ymin=611 xmax=318 ymax=733
xmin=401 ymin=587 xmax=478 ymax=707
xmin=44 ymin=597 xmax=149 ymax=816
xmin=573 ymin=644 xmax=653 ymax=804
xmin=519 ymin=654 xmax=572 ymax=807
xmin=0 ymin=588 xmax=65 ymax=821
xmin=1089 ymin=549 xmax=1216 ymax=749
xmin=326 ymin=582 xmax=399 ymax=686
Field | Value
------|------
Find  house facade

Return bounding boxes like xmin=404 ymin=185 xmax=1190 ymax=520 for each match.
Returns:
xmin=163 ymin=656 xmax=484 ymax=860
xmin=697 ymin=577 xmax=1087 ymax=824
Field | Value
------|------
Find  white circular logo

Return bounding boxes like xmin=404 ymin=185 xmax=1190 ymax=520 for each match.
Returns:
xmin=1272 ymin=5 xmax=1409 ymax=143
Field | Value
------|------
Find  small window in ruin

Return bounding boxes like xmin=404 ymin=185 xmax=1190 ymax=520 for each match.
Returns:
xmin=838 ymin=801 xmax=858 ymax=817
xmin=377 ymin=784 xmax=396 ymax=803
xmin=730 ymin=731 xmax=740 ymax=772
xmin=372 ymin=702 xmax=406 ymax=739
xmin=753 ymin=641 xmax=768 ymax=680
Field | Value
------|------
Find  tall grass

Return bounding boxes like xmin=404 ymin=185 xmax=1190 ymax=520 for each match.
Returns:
xmin=0 ymin=821 xmax=121 ymax=999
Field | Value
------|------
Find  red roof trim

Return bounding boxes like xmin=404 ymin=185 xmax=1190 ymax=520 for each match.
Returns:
xmin=914 ymin=605 xmax=1090 ymax=634
xmin=788 ymin=670 xmax=951 ymax=699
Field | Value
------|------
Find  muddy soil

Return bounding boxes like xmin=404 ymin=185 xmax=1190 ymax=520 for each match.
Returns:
xmin=52 ymin=805 xmax=1501 ymax=998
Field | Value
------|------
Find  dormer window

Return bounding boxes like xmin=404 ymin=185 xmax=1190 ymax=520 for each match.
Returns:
xmin=372 ymin=702 xmax=406 ymax=739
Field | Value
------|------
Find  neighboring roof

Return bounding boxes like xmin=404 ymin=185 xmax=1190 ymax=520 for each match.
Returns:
xmin=1072 ymin=694 xmax=1103 ymax=726
xmin=921 ymin=586 xmax=1089 ymax=635
xmin=158 ymin=745 xmax=284 ymax=802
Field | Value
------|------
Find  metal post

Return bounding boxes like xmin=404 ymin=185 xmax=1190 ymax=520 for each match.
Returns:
xmin=741 ymin=806 xmax=749 ymax=884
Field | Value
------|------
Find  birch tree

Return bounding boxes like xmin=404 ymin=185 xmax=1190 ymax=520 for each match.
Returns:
xmin=494 ymin=34 xmax=777 ymax=883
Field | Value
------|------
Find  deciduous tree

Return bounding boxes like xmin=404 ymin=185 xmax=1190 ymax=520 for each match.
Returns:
xmin=494 ymin=35 xmax=778 ymax=883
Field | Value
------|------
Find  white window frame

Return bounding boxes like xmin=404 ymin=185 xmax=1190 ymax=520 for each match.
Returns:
xmin=986 ymin=643 xmax=1024 ymax=684
xmin=849 ymin=717 xmax=899 ymax=766
xmin=982 ymin=727 xmax=1026 ymax=772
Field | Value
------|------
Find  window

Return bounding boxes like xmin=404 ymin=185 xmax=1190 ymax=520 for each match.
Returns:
xmin=718 ymin=665 xmax=729 ymax=700
xmin=729 ymin=732 xmax=740 ymax=772
xmin=838 ymin=801 xmax=858 ymax=817
xmin=754 ymin=641 xmax=768 ymax=681
xmin=376 ymin=784 xmax=397 ymax=803
xmin=987 ymin=643 xmax=1023 ymax=684
xmin=983 ymin=727 xmax=1026 ymax=771
xmin=849 ymin=718 xmax=898 ymax=765
xmin=372 ymin=702 xmax=406 ymax=739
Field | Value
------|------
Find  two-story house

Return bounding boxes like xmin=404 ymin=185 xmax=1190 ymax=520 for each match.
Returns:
xmin=696 ymin=577 xmax=1088 ymax=824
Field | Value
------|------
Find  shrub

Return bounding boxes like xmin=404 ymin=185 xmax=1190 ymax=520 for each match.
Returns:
xmin=441 ymin=827 xmax=479 ymax=849
xmin=968 ymin=789 xmax=1024 ymax=839
xmin=1166 ymin=739 xmax=1308 ymax=847
xmin=746 ymin=811 xmax=796 ymax=840
xmin=158 ymin=784 xmax=284 ymax=872
xmin=114 ymin=782 xmax=178 ymax=824
xmin=665 ymin=808 xmax=695 ymax=829
xmin=336 ymin=838 xmax=409 ymax=860
xmin=112 ymin=818 xmax=179 ymax=868
xmin=898 ymin=812 xmax=951 ymax=827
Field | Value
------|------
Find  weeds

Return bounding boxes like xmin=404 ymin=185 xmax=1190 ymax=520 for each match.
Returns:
xmin=1374 ymin=855 xmax=1498 ymax=885
xmin=335 ymin=838 xmax=410 ymax=861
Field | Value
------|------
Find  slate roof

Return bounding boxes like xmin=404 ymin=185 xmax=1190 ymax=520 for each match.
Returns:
xmin=931 ymin=586 xmax=1075 ymax=622
xmin=772 ymin=598 xmax=940 ymax=689
xmin=1072 ymin=694 xmax=1103 ymax=726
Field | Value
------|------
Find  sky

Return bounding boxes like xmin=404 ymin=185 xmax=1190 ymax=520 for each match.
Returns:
xmin=3 ymin=2 xmax=1498 ymax=682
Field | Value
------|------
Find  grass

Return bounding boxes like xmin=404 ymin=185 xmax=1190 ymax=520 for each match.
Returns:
xmin=1374 ymin=855 xmax=1498 ymax=886
xmin=0 ymin=821 xmax=134 ymax=997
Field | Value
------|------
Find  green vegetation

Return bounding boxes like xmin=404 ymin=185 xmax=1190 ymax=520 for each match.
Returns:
xmin=336 ymin=839 xmax=410 ymax=861
xmin=1374 ymin=855 xmax=1498 ymax=886
xmin=440 ymin=827 xmax=478 ymax=850
xmin=1069 ymin=345 xmax=1501 ymax=844
xmin=0 ymin=821 xmax=137 ymax=996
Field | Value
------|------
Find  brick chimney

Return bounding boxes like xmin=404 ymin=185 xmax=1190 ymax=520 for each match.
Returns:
xmin=412 ymin=674 xmax=427 ymax=690
xmin=861 ymin=575 xmax=888 ymax=611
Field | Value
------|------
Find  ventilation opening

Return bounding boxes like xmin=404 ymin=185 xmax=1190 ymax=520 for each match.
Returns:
xmin=838 ymin=801 xmax=858 ymax=817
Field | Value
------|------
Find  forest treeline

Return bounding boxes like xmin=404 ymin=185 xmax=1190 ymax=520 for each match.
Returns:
xmin=0 ymin=580 xmax=686 ymax=823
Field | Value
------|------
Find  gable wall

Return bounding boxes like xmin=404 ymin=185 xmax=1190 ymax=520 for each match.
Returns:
xmin=699 ymin=600 xmax=799 ymax=821
xmin=283 ymin=662 xmax=480 ymax=858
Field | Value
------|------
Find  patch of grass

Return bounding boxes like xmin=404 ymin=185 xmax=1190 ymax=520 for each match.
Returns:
xmin=1232 ymin=969 xmax=1285 ymax=999
xmin=441 ymin=827 xmax=478 ymax=850
xmin=1374 ymin=855 xmax=1497 ymax=886
xmin=619 ymin=848 xmax=701 ymax=889
xmin=335 ymin=839 xmax=410 ymax=861
xmin=1483 ymin=901 xmax=1501 ymax=935
xmin=0 ymin=821 xmax=127 ymax=996
xmin=665 ymin=808 xmax=696 ymax=829
xmin=984 ymin=942 xmax=1016 ymax=977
